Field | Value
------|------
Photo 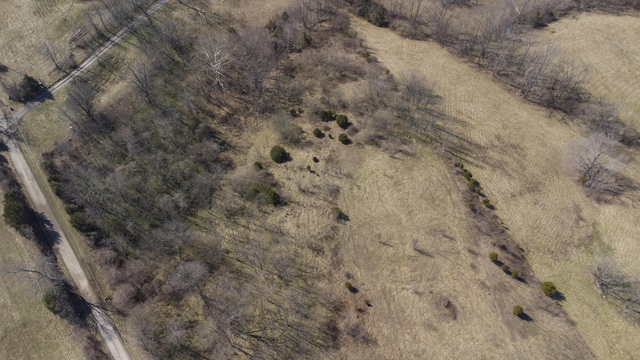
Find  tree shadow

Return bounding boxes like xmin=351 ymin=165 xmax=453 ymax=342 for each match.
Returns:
xmin=0 ymin=64 xmax=7 ymax=73
xmin=348 ymin=285 xmax=359 ymax=294
xmin=517 ymin=312 xmax=533 ymax=321
xmin=551 ymin=291 xmax=566 ymax=302
xmin=32 ymin=88 xmax=54 ymax=104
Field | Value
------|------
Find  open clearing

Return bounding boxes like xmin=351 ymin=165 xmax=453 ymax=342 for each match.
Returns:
xmin=544 ymin=12 xmax=640 ymax=129
xmin=0 ymin=0 xmax=89 ymax=90
xmin=0 ymin=199 xmax=83 ymax=360
xmin=350 ymin=16 xmax=640 ymax=359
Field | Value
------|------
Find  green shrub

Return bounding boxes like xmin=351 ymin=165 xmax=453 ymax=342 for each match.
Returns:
xmin=467 ymin=202 xmax=476 ymax=211
xmin=512 ymin=304 xmax=523 ymax=316
xmin=463 ymin=170 xmax=473 ymax=181
xmin=312 ymin=157 xmax=319 ymax=163
xmin=332 ymin=207 xmax=349 ymax=221
xmin=338 ymin=133 xmax=349 ymax=144
xmin=336 ymin=114 xmax=350 ymax=129
xmin=482 ymin=198 xmax=492 ymax=208
xmin=313 ymin=128 xmax=323 ymax=138
xmin=69 ymin=211 xmax=95 ymax=233
xmin=316 ymin=110 xmax=336 ymax=122
xmin=64 ymin=203 xmax=81 ymax=215
xmin=306 ymin=165 xmax=311 ymax=171
xmin=3 ymin=190 xmax=30 ymax=229
xmin=253 ymin=161 xmax=263 ymax=170
xmin=511 ymin=270 xmax=519 ymax=278
xmin=43 ymin=292 xmax=56 ymax=312
xmin=541 ymin=281 xmax=558 ymax=297
xmin=501 ymin=264 xmax=509 ymax=273
xmin=290 ymin=108 xmax=298 ymax=117
xmin=270 ymin=145 xmax=288 ymax=163
xmin=344 ymin=281 xmax=352 ymax=289
xmin=489 ymin=252 xmax=498 ymax=263
xmin=265 ymin=188 xmax=281 ymax=205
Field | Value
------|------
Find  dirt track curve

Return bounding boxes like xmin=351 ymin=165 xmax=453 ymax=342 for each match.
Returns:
xmin=2 ymin=1 xmax=170 ymax=359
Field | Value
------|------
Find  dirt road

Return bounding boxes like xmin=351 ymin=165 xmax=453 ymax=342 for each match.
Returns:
xmin=2 ymin=1 xmax=171 ymax=359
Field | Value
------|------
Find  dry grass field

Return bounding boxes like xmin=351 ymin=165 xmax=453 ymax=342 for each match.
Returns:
xmin=349 ymin=15 xmax=640 ymax=359
xmin=0 ymin=0 xmax=89 ymax=91
xmin=0 ymin=197 xmax=83 ymax=360
xmin=544 ymin=12 xmax=640 ymax=130
xmin=7 ymin=1 xmax=640 ymax=359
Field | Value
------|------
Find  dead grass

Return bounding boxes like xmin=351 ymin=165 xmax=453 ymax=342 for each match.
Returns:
xmin=543 ymin=12 xmax=640 ymax=129
xmin=349 ymin=15 xmax=640 ymax=359
xmin=0 ymin=0 xmax=90 ymax=92
xmin=0 ymin=195 xmax=83 ymax=360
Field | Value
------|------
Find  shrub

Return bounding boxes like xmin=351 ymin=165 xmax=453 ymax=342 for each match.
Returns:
xmin=3 ymin=190 xmax=30 ymax=229
xmin=336 ymin=114 xmax=350 ymax=129
xmin=313 ymin=128 xmax=323 ymax=138
xmin=482 ymin=198 xmax=492 ymax=208
xmin=463 ymin=170 xmax=473 ymax=181
xmin=332 ymin=207 xmax=349 ymax=221
xmin=265 ymin=188 xmax=281 ymax=205
xmin=489 ymin=252 xmax=498 ymax=263
xmin=270 ymin=145 xmax=288 ymax=163
xmin=313 ymin=157 xmax=319 ymax=163
xmin=344 ymin=281 xmax=352 ymax=289
xmin=43 ymin=292 xmax=56 ymax=312
xmin=306 ymin=165 xmax=311 ymax=171
xmin=512 ymin=304 xmax=523 ymax=316
xmin=501 ymin=264 xmax=509 ymax=273
xmin=290 ymin=108 xmax=298 ymax=117
xmin=541 ymin=281 xmax=558 ymax=297
xmin=317 ymin=110 xmax=336 ymax=122
xmin=511 ymin=270 xmax=519 ymax=278
xmin=253 ymin=161 xmax=263 ymax=170
xmin=467 ymin=202 xmax=476 ymax=211
xmin=338 ymin=133 xmax=349 ymax=144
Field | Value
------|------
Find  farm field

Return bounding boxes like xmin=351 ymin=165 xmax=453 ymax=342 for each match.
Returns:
xmin=544 ymin=12 xmax=640 ymax=130
xmin=0 ymin=197 xmax=83 ymax=360
xmin=349 ymin=15 xmax=640 ymax=359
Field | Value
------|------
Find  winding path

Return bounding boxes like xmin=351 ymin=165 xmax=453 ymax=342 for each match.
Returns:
xmin=2 ymin=1 xmax=171 ymax=359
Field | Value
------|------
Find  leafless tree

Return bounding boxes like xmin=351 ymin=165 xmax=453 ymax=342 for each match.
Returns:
xmin=400 ymin=71 xmax=434 ymax=109
xmin=568 ymin=132 xmax=632 ymax=199
xmin=44 ymin=44 xmax=76 ymax=74
xmin=127 ymin=60 xmax=157 ymax=105
xmin=167 ymin=261 xmax=208 ymax=297
xmin=66 ymin=80 xmax=98 ymax=121
xmin=519 ymin=44 xmax=556 ymax=100
xmin=201 ymin=36 xmax=229 ymax=89
xmin=593 ymin=255 xmax=640 ymax=322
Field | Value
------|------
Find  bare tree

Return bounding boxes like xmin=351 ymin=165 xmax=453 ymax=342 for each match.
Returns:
xmin=519 ymin=44 xmax=556 ymax=100
xmin=128 ymin=60 xmax=157 ymax=105
xmin=66 ymin=80 xmax=98 ymax=121
xmin=593 ymin=255 xmax=640 ymax=322
xmin=44 ymin=44 xmax=76 ymax=74
xmin=568 ymin=132 xmax=632 ymax=199
xmin=400 ymin=71 xmax=434 ymax=109
xmin=201 ymin=36 xmax=229 ymax=89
